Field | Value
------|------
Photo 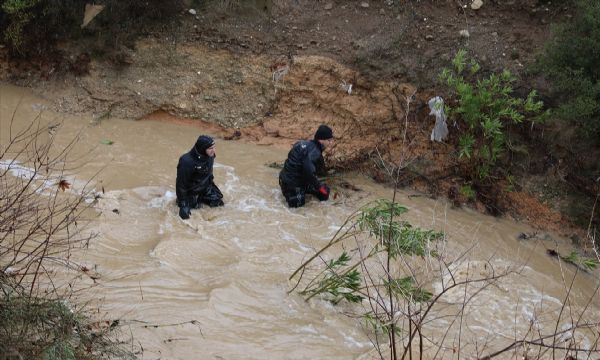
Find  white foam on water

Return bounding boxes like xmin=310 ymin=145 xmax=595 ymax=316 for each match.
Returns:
xmin=1 ymin=159 xmax=103 ymax=205
xmin=1 ymin=159 xmax=62 ymax=192
xmin=298 ymin=324 xmax=319 ymax=334
xmin=340 ymin=330 xmax=370 ymax=349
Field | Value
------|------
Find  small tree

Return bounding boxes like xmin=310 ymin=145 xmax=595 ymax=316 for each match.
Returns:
xmin=440 ymin=49 xmax=546 ymax=180
xmin=289 ymin=199 xmax=445 ymax=359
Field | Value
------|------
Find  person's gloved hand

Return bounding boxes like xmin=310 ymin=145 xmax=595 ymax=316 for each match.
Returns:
xmin=318 ymin=185 xmax=329 ymax=196
xmin=317 ymin=184 xmax=330 ymax=201
xmin=179 ymin=206 xmax=191 ymax=219
xmin=178 ymin=200 xmax=191 ymax=220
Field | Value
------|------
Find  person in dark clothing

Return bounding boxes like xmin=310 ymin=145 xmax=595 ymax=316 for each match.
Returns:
xmin=176 ymin=135 xmax=224 ymax=219
xmin=279 ymin=125 xmax=334 ymax=207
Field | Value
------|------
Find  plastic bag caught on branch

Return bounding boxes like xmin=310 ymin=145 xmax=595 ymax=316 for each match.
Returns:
xmin=429 ymin=96 xmax=448 ymax=142
xmin=81 ymin=4 xmax=105 ymax=28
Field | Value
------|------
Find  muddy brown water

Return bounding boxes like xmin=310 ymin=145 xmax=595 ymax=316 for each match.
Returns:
xmin=2 ymin=83 xmax=599 ymax=359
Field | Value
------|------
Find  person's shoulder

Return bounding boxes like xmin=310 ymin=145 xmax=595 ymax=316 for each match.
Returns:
xmin=178 ymin=151 xmax=195 ymax=163
xmin=307 ymin=141 xmax=323 ymax=158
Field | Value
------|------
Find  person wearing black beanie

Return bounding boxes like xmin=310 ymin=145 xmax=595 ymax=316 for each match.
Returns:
xmin=314 ymin=124 xmax=333 ymax=141
xmin=279 ymin=124 xmax=334 ymax=207
xmin=175 ymin=135 xmax=224 ymax=219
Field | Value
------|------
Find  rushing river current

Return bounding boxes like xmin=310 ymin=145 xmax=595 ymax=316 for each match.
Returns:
xmin=2 ymin=83 xmax=599 ymax=359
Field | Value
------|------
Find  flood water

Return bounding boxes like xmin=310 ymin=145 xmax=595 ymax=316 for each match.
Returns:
xmin=2 ymin=83 xmax=599 ymax=359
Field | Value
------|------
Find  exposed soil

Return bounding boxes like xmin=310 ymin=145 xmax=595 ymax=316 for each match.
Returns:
xmin=1 ymin=0 xmax=595 ymax=242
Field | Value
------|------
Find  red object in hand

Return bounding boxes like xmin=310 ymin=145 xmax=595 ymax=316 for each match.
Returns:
xmin=319 ymin=185 xmax=329 ymax=196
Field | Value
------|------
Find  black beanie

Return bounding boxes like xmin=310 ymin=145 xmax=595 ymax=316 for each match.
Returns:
xmin=194 ymin=135 xmax=215 ymax=154
xmin=314 ymin=125 xmax=333 ymax=140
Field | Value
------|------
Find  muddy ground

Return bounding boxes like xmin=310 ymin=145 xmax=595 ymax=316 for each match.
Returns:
xmin=1 ymin=0 xmax=595 ymax=243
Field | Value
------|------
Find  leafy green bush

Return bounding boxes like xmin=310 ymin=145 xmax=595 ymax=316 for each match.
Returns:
xmin=537 ymin=0 xmax=600 ymax=142
xmin=1 ymin=0 xmax=43 ymax=54
xmin=440 ymin=49 xmax=547 ymax=179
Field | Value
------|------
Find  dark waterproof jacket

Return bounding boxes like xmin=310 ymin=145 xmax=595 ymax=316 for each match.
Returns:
xmin=176 ymin=148 xmax=215 ymax=204
xmin=279 ymin=139 xmax=326 ymax=189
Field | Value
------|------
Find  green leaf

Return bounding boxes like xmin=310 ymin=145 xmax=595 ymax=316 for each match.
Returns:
xmin=458 ymin=135 xmax=475 ymax=158
xmin=100 ymin=139 xmax=114 ymax=145
xmin=386 ymin=276 xmax=433 ymax=303
xmin=452 ymin=49 xmax=467 ymax=74
xmin=460 ymin=185 xmax=476 ymax=200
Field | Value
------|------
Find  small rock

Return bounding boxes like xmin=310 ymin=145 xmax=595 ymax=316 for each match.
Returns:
xmin=459 ymin=29 xmax=470 ymax=38
xmin=379 ymin=8 xmax=385 ymax=15
xmin=188 ymin=9 xmax=196 ymax=15
xmin=360 ymin=2 xmax=369 ymax=8
xmin=425 ymin=34 xmax=434 ymax=41
xmin=471 ymin=0 xmax=483 ymax=10
xmin=491 ymin=31 xmax=498 ymax=37
xmin=324 ymin=2 xmax=333 ymax=10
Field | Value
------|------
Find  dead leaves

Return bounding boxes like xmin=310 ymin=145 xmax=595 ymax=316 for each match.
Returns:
xmin=57 ymin=179 xmax=71 ymax=191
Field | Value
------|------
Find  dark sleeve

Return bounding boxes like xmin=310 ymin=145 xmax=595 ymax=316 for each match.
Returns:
xmin=315 ymin=155 xmax=327 ymax=177
xmin=176 ymin=157 xmax=193 ymax=204
xmin=302 ymin=149 xmax=321 ymax=190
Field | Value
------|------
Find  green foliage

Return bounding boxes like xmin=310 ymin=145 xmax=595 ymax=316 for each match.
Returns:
xmin=537 ymin=0 xmax=600 ymax=142
xmin=357 ymin=200 xmax=443 ymax=258
xmin=292 ymin=199 xmax=442 ymax=304
xmin=560 ymin=250 xmax=600 ymax=271
xmin=363 ymin=312 xmax=400 ymax=336
xmin=301 ymin=252 xmax=364 ymax=304
xmin=505 ymin=175 xmax=515 ymax=192
xmin=385 ymin=276 xmax=432 ymax=302
xmin=1 ymin=0 xmax=42 ymax=53
xmin=460 ymin=184 xmax=476 ymax=200
xmin=440 ymin=49 xmax=547 ymax=179
xmin=290 ymin=199 xmax=444 ymax=359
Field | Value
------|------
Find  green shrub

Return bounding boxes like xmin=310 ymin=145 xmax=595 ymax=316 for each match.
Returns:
xmin=537 ymin=0 xmax=600 ymax=142
xmin=1 ymin=0 xmax=43 ymax=54
xmin=440 ymin=49 xmax=547 ymax=179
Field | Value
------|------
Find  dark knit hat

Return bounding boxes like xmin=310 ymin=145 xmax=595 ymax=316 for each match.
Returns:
xmin=194 ymin=135 xmax=215 ymax=154
xmin=314 ymin=125 xmax=333 ymax=140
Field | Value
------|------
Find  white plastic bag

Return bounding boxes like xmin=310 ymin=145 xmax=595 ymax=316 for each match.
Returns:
xmin=429 ymin=96 xmax=448 ymax=142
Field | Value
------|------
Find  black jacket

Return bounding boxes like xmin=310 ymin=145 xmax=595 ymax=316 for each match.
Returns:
xmin=279 ymin=139 xmax=326 ymax=189
xmin=176 ymin=147 xmax=215 ymax=204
